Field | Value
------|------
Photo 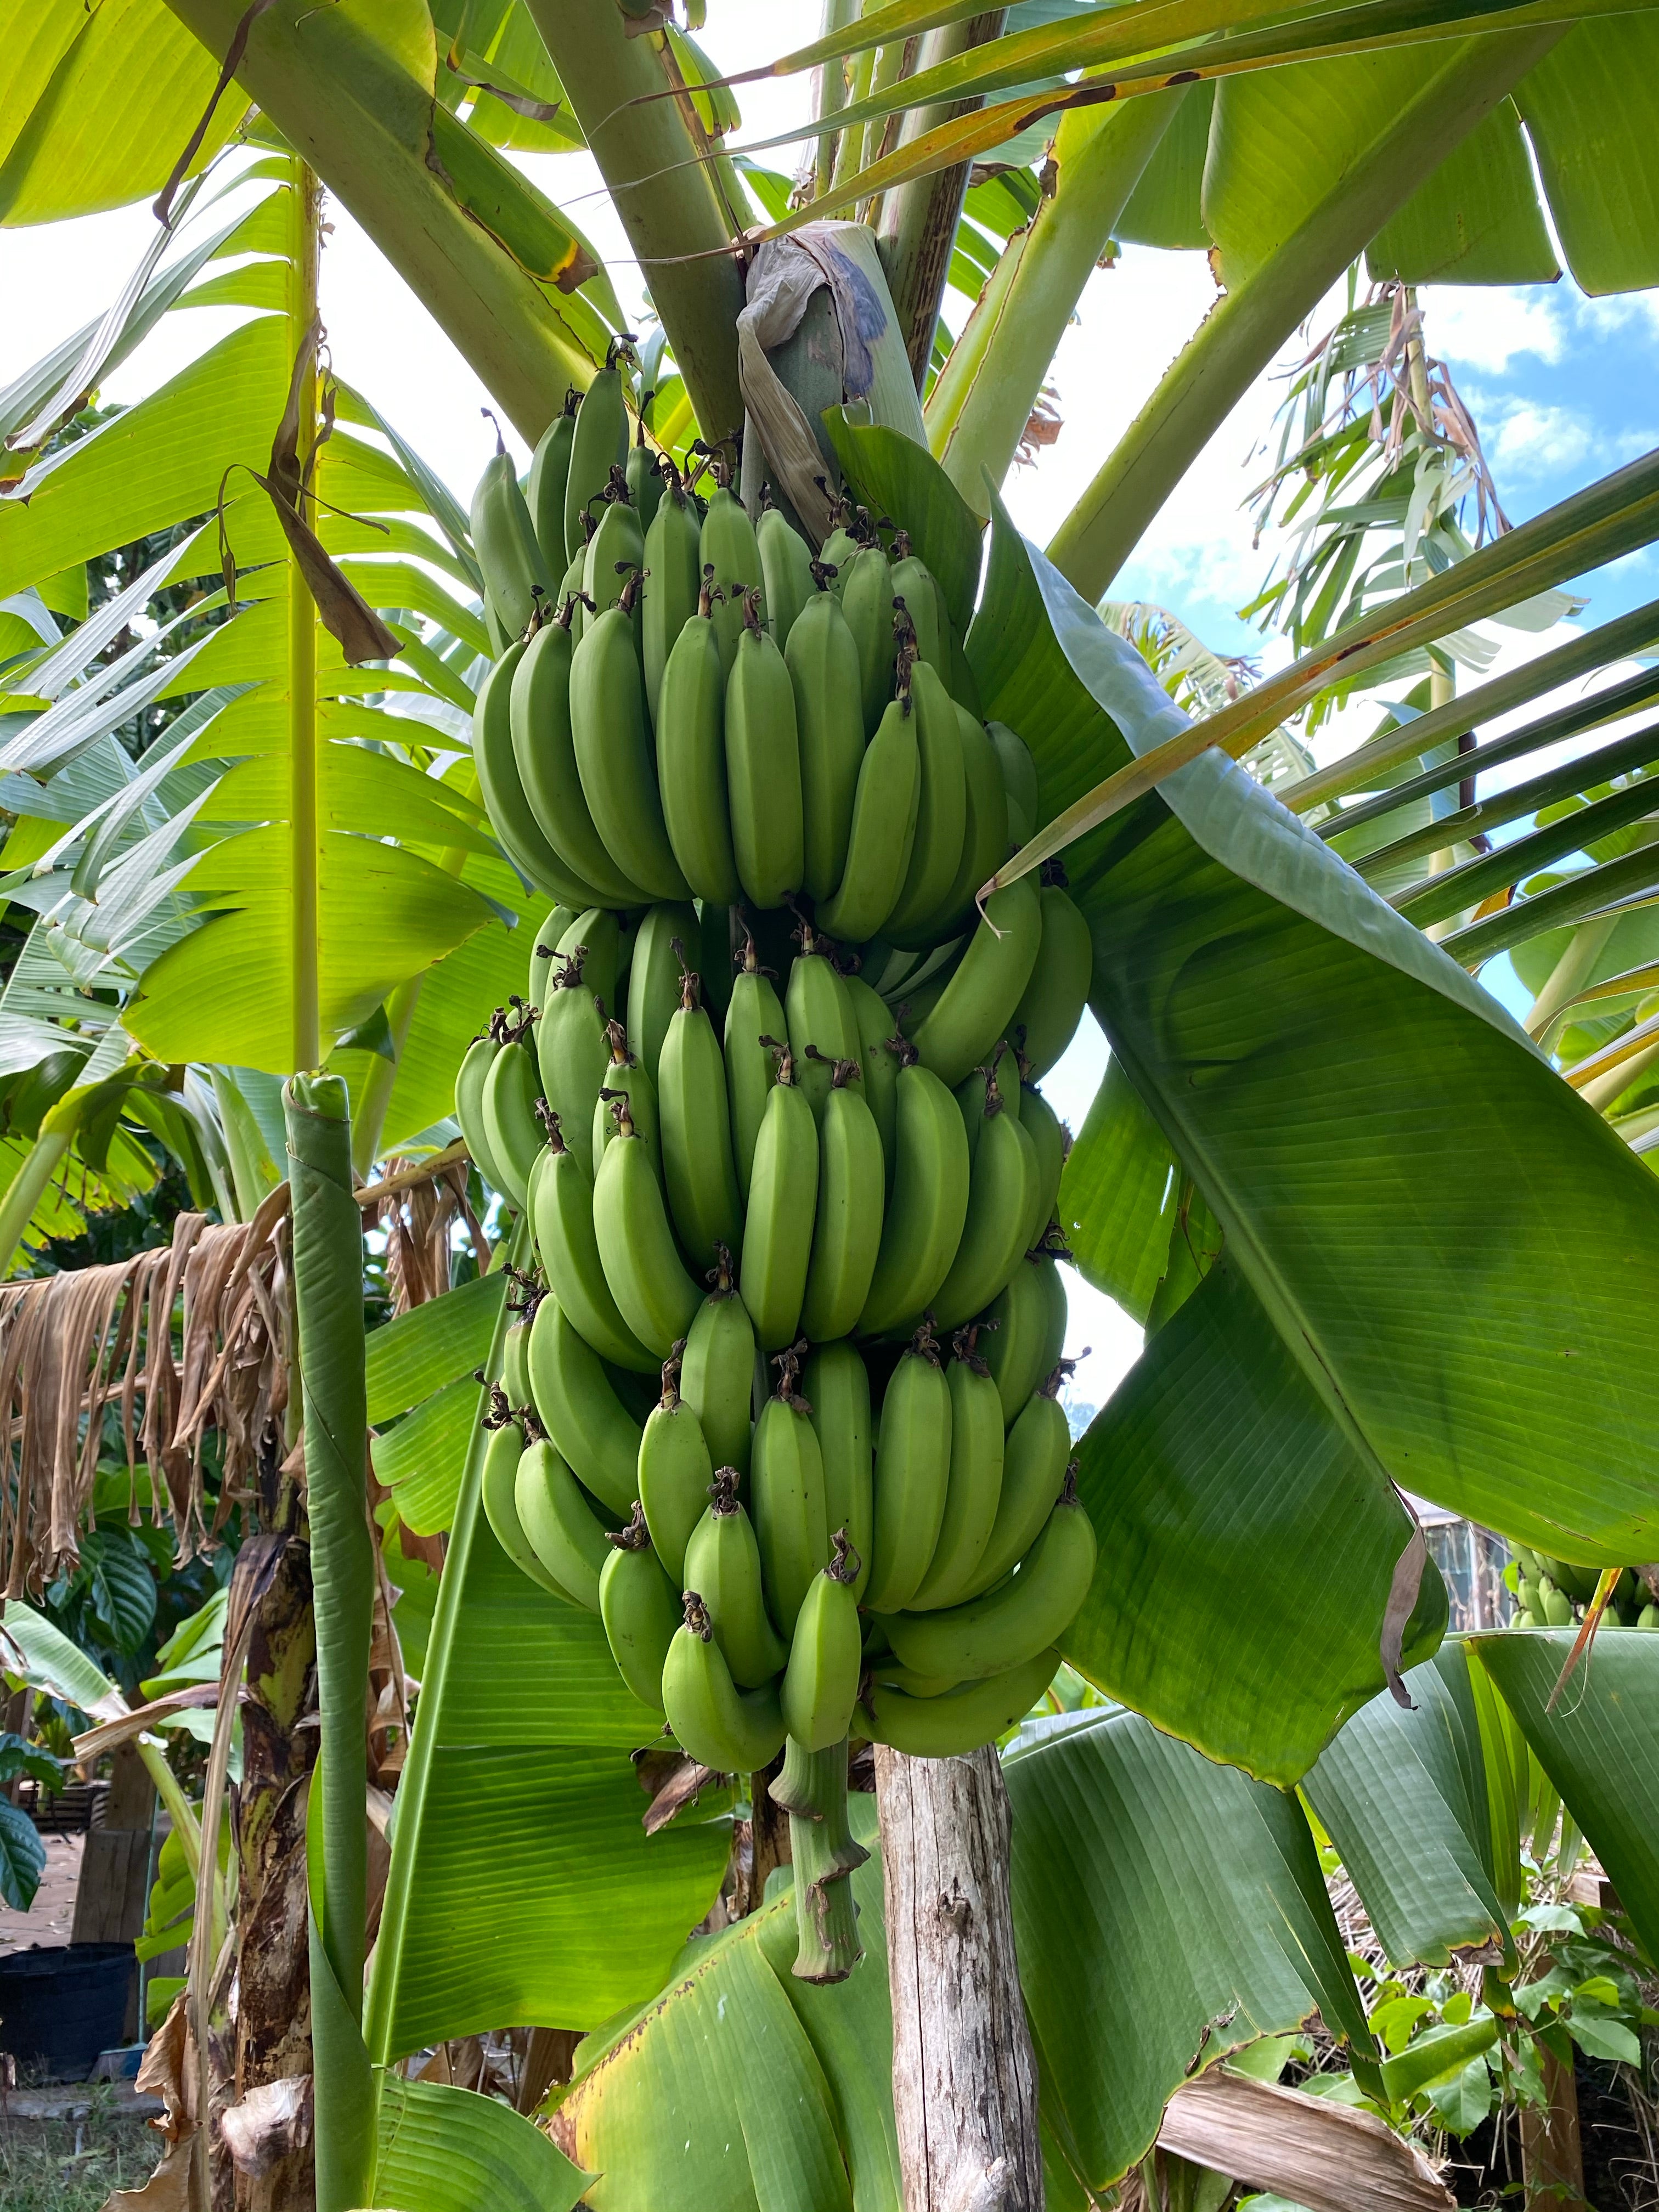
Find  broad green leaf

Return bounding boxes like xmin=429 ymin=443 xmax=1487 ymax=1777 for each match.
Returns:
xmin=1064 ymin=1262 xmax=1446 ymax=1781
xmin=366 ymin=1273 xmax=506 ymax=1424
xmin=1516 ymin=18 xmax=1659 ymax=291
xmin=1119 ymin=80 xmax=1214 ymax=246
xmin=968 ymin=494 xmax=1659 ymax=1572
xmin=0 ymin=1597 xmax=125 ymax=1719
xmin=1471 ymin=1629 xmax=1659 ymax=1963
xmin=366 ymin=1368 xmax=727 ymax=2056
xmin=1005 ymin=1707 xmax=1378 ymax=2194
xmin=0 ymin=321 xmax=287 ymax=597
xmin=1367 ymin=96 xmax=1558 ymax=281
xmin=821 ymin=412 xmax=984 ymax=638
xmin=1058 ymin=1055 xmax=1177 ymax=1326
xmin=1304 ymin=1644 xmax=1512 ymax=1970
xmin=0 ymin=1798 xmax=46 ymax=1911
xmin=0 ymin=0 xmax=249 ymax=227
xmin=371 ymin=1377 xmax=476 ymax=1536
xmin=374 ymin=2073 xmax=590 ymax=2212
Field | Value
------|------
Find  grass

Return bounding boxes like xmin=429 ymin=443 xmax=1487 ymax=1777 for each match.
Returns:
xmin=0 ymin=2089 xmax=161 ymax=2211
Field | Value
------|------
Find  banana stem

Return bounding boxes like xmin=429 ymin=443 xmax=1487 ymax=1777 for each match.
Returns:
xmin=0 ymin=1128 xmax=69 ymax=1282
xmin=288 ymin=155 xmax=323 ymax=1076
xmin=770 ymin=1735 xmax=867 ymax=1982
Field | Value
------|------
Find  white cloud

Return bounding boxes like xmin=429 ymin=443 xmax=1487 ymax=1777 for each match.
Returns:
xmin=1485 ymin=399 xmax=1592 ymax=480
xmin=1420 ymin=285 xmax=1566 ymax=374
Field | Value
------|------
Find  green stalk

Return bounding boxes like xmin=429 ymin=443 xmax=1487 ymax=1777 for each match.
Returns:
xmin=351 ymin=975 xmax=422 ymax=1183
xmin=162 ymin=0 xmax=597 ymax=442
xmin=875 ymin=10 xmax=1008 ymax=386
xmin=1581 ymin=1035 xmax=1659 ymax=1115
xmin=1045 ymin=31 xmax=1560 ymax=601
xmin=521 ymin=4 xmax=746 ymax=445
xmin=289 ymin=158 xmax=322 ymax=1078
xmin=927 ymin=91 xmax=1181 ymax=508
xmin=814 ymin=0 xmax=861 ymax=189
xmin=0 ymin=1129 xmax=68 ymax=1281
xmin=770 ymin=1736 xmax=868 ymax=1982
xmin=285 ymin=1073 xmax=375 ymax=2212
xmin=1526 ymin=921 xmax=1618 ymax=1039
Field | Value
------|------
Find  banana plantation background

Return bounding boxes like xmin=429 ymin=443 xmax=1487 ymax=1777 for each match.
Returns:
xmin=3 ymin=1 xmax=1659 ymax=2208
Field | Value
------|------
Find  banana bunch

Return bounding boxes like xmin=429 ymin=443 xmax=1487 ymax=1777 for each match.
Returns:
xmin=1509 ymin=1546 xmax=1659 ymax=1629
xmin=456 ymin=406 xmax=1104 ymax=1977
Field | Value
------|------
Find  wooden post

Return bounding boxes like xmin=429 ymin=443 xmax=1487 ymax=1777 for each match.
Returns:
xmin=1521 ymin=2046 xmax=1589 ymax=2212
xmin=874 ymin=1744 xmax=1043 ymax=2212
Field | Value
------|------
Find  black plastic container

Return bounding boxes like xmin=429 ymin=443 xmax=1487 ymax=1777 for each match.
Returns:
xmin=0 ymin=1943 xmax=134 ymax=2080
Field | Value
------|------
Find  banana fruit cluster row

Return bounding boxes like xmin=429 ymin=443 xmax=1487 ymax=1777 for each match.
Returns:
xmin=1509 ymin=1546 xmax=1659 ymax=1629
xmin=455 ymin=374 xmax=1100 ymax=1807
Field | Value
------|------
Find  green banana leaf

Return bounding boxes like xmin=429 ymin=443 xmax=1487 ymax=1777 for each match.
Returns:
xmin=1470 ymin=1629 xmax=1659 ymax=1963
xmin=373 ymin=1379 xmax=479 ymax=1537
xmin=1304 ymin=1644 xmax=1514 ymax=1970
xmin=375 ymin=2073 xmax=590 ymax=2212
xmin=366 ymin=1326 xmax=730 ymax=2058
xmin=1058 ymin=1054 xmax=1180 ymax=1327
xmin=367 ymin=1272 xmax=507 ymax=1424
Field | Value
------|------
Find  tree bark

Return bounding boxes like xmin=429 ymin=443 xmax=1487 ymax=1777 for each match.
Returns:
xmin=1520 ymin=2045 xmax=1589 ymax=2212
xmin=874 ymin=1744 xmax=1043 ymax=2212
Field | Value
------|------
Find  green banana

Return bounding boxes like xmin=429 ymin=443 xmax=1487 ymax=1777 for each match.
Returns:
xmin=788 ymin=584 xmax=867 ymax=903
xmin=839 ymin=543 xmax=896 ymax=732
xmin=878 ymin=1468 xmax=1096 ymax=1680
xmin=637 ymin=1349 xmax=715 ymax=1589
xmin=1019 ymin=1084 xmax=1069 ymax=1256
xmin=1011 ymin=871 xmax=1093 ymax=1079
xmin=966 ymin=1370 xmax=1074 ymax=1598
xmin=724 ymin=932 xmax=786 ymax=1197
xmin=501 ymin=1311 xmax=533 ymax=1408
xmin=483 ymin=588 xmax=510 ymax=659
xmin=864 ymin=1320 xmax=952 ymax=1613
xmin=860 ymin=1648 xmax=1061 ymax=1755
xmin=883 ymin=661 xmax=967 ymax=946
xmin=684 ymin=1466 xmax=788 ymax=1685
xmin=700 ymin=481 xmax=763 ymax=674
xmin=989 ymin=721 xmax=1040 ymax=845
xmin=984 ymin=1249 xmax=1069 ymax=1425
xmin=751 ymin=1345 xmax=830 ymax=1632
xmin=738 ymin=1041 xmax=820 ymax=1352
xmin=697 ymin=899 xmax=736 ymax=1031
xmin=725 ymin=591 xmax=805 ymax=910
xmin=526 ymin=393 xmax=577 ymax=571
xmin=680 ymin=1255 xmax=756 ymax=1478
xmin=813 ymin=691 xmax=921 ymax=943
xmin=804 ymin=1340 xmax=873 ymax=1604
xmin=817 ymin=495 xmax=863 ymax=588
xmin=526 ymin=1294 xmax=642 ymax=1516
xmin=600 ymin=1502 xmax=681 ymax=1709
xmin=800 ymin=1053 xmax=885 ymax=1342
xmin=857 ymin=1041 xmax=971 ymax=1339
xmin=843 ymin=975 xmax=901 ymax=1171
xmin=663 ymin=1594 xmax=787 ymax=1773
xmin=659 ymin=957 xmax=743 ymax=1272
xmin=642 ymin=464 xmax=704 ymax=724
xmin=908 ymin=1328 xmax=1006 ymax=1610
xmin=627 ymin=427 xmax=664 ymax=534
xmin=475 ymin=644 xmax=605 ymax=908
xmin=455 ymin=1030 xmax=512 ymax=1195
xmin=911 ymin=876 xmax=1043 ymax=1090
xmin=555 ymin=906 xmax=631 ymax=1018
xmin=781 ymin=1531 xmax=863 ymax=1750
xmin=515 ymin=1427 xmax=614 ymax=1611
xmin=888 ymin=537 xmax=946 ymax=674
xmin=785 ymin=922 xmax=862 ymax=1124
xmin=627 ymin=901 xmax=701 ymax=1084
xmin=656 ymin=575 xmax=743 ymax=904
xmin=938 ymin=707 xmax=1011 ymax=935
xmin=583 ymin=470 xmax=646 ymax=623
xmin=758 ymin=504 xmax=815 ymax=647
xmin=478 ymin=1401 xmax=575 ymax=1602
xmin=470 ymin=422 xmax=552 ymax=636
xmin=592 ymin=1097 xmax=703 ymax=1358
xmin=527 ymin=904 xmax=575 ymax=1012
xmin=592 ymin=1018 xmax=662 ymax=1180
xmin=932 ymin=1070 xmax=1040 ymax=1330
xmin=956 ymin=1041 xmax=1018 ymax=1166
xmin=558 ymin=544 xmax=588 ymax=644
xmin=479 ymin=1018 xmax=543 ymax=1207
xmin=570 ymin=578 xmax=691 ymax=902
xmin=528 ymin=1116 xmax=656 ymax=1373
xmin=535 ymin=949 xmax=608 ymax=1180
xmin=563 ymin=346 xmax=630 ymax=562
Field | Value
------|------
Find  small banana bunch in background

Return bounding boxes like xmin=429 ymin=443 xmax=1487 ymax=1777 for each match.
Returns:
xmin=1509 ymin=1546 xmax=1659 ymax=1628
xmin=452 ymin=354 xmax=1098 ymax=1979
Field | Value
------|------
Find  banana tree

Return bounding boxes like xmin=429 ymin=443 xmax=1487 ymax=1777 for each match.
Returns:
xmin=9 ymin=1 xmax=1659 ymax=2208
